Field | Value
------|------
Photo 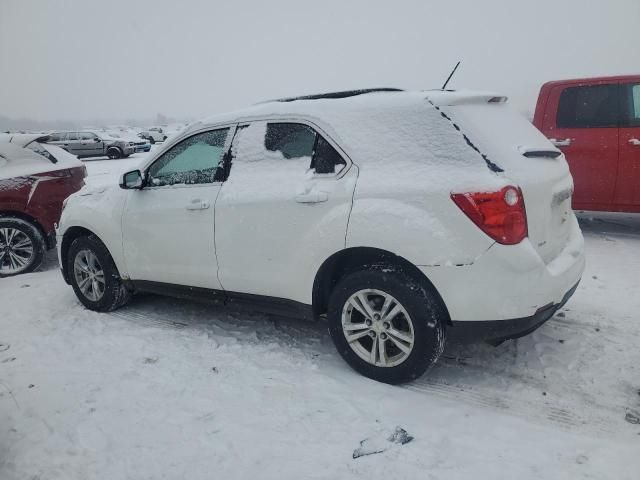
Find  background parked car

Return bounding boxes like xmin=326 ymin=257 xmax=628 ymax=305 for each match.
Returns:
xmin=138 ymin=127 xmax=167 ymax=144
xmin=47 ymin=131 xmax=135 ymax=159
xmin=533 ymin=75 xmax=640 ymax=213
xmin=0 ymin=134 xmax=86 ymax=276
xmin=106 ymin=131 xmax=151 ymax=153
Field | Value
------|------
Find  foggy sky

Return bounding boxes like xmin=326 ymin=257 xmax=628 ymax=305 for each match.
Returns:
xmin=1 ymin=0 xmax=638 ymax=125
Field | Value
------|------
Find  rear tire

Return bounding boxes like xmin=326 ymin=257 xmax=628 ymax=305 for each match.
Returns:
xmin=327 ymin=264 xmax=446 ymax=384
xmin=0 ymin=218 xmax=45 ymax=277
xmin=67 ymin=234 xmax=131 ymax=312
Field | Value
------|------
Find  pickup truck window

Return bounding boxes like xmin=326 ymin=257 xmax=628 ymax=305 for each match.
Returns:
xmin=557 ymin=84 xmax=620 ymax=128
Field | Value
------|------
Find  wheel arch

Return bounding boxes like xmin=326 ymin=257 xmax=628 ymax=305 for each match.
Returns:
xmin=312 ymin=246 xmax=451 ymax=325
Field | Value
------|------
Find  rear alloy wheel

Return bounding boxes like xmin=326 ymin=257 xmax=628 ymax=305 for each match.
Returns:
xmin=328 ymin=265 xmax=446 ymax=384
xmin=67 ymin=235 xmax=132 ymax=311
xmin=107 ymin=147 xmax=122 ymax=159
xmin=0 ymin=218 xmax=45 ymax=277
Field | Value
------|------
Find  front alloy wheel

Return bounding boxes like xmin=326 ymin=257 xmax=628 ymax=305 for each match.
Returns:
xmin=342 ymin=289 xmax=415 ymax=367
xmin=73 ymin=249 xmax=105 ymax=302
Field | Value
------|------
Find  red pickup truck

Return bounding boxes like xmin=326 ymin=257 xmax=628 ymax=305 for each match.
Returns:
xmin=533 ymin=75 xmax=640 ymax=213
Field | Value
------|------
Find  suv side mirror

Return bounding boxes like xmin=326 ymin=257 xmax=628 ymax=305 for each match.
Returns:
xmin=120 ymin=169 xmax=144 ymax=189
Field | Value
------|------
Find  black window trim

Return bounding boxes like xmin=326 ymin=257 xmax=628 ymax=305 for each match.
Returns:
xmin=230 ymin=117 xmax=353 ymax=180
xmin=143 ymin=125 xmax=234 ymax=189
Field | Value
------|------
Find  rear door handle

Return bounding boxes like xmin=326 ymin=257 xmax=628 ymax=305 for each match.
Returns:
xmin=185 ymin=199 xmax=210 ymax=210
xmin=295 ymin=191 xmax=328 ymax=204
xmin=628 ymin=138 xmax=640 ymax=146
xmin=550 ymin=138 xmax=572 ymax=147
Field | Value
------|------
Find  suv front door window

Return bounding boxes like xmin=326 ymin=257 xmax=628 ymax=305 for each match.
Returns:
xmin=122 ymin=128 xmax=231 ymax=289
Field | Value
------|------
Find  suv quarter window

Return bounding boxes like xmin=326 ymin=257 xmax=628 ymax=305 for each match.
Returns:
xmin=147 ymin=128 xmax=230 ymax=187
xmin=556 ymin=84 xmax=620 ymax=128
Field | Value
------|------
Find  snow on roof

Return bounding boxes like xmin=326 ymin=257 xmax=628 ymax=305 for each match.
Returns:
xmin=0 ymin=140 xmax=82 ymax=181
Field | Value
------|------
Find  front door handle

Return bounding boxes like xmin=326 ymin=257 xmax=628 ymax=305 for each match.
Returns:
xmin=550 ymin=138 xmax=572 ymax=147
xmin=295 ymin=191 xmax=328 ymax=204
xmin=628 ymin=138 xmax=640 ymax=146
xmin=186 ymin=199 xmax=210 ymax=210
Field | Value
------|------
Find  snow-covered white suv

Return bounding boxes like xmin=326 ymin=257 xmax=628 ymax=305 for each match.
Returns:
xmin=57 ymin=89 xmax=585 ymax=384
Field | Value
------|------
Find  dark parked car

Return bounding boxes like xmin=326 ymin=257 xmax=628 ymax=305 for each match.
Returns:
xmin=47 ymin=131 xmax=135 ymax=159
xmin=0 ymin=134 xmax=86 ymax=276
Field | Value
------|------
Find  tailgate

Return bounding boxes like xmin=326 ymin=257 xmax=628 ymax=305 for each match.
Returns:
xmin=444 ymin=102 xmax=574 ymax=263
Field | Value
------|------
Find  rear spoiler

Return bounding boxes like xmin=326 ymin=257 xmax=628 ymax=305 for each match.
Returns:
xmin=425 ymin=90 xmax=508 ymax=106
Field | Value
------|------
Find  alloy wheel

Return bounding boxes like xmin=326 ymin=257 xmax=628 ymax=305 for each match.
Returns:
xmin=73 ymin=249 xmax=106 ymax=302
xmin=0 ymin=227 xmax=35 ymax=274
xmin=341 ymin=289 xmax=415 ymax=367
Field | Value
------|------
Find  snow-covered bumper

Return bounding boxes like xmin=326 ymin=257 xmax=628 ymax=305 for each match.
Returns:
xmin=419 ymin=219 xmax=585 ymax=342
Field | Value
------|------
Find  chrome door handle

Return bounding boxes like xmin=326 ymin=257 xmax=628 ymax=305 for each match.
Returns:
xmin=186 ymin=199 xmax=210 ymax=210
xmin=550 ymin=138 xmax=572 ymax=147
xmin=629 ymin=138 xmax=640 ymax=146
xmin=295 ymin=191 xmax=328 ymax=204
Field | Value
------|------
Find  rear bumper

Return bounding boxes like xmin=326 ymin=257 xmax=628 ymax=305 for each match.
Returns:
xmin=418 ymin=215 xmax=585 ymax=323
xmin=447 ymin=281 xmax=579 ymax=345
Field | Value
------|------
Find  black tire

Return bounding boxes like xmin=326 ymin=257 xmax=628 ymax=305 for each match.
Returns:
xmin=162 ymin=136 xmax=167 ymax=141
xmin=327 ymin=265 xmax=446 ymax=384
xmin=149 ymin=137 xmax=156 ymax=145
xmin=107 ymin=147 xmax=122 ymax=159
xmin=67 ymin=234 xmax=132 ymax=312
xmin=0 ymin=217 xmax=45 ymax=277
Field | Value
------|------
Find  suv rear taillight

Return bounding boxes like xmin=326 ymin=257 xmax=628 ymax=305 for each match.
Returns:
xmin=451 ymin=186 xmax=528 ymax=245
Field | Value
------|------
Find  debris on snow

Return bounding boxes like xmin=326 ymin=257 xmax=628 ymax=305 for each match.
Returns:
xmin=352 ymin=426 xmax=414 ymax=459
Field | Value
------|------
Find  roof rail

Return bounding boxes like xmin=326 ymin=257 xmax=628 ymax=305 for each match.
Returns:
xmin=260 ymin=88 xmax=404 ymax=104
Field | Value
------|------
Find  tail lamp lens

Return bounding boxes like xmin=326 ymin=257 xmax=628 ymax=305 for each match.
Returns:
xmin=451 ymin=186 xmax=528 ymax=245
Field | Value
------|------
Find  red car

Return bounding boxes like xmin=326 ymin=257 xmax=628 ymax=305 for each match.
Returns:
xmin=533 ymin=75 xmax=640 ymax=213
xmin=0 ymin=134 xmax=86 ymax=277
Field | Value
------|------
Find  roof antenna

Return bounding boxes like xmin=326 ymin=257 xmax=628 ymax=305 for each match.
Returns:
xmin=441 ymin=61 xmax=461 ymax=90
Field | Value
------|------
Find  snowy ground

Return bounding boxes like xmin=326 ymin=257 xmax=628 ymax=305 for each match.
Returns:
xmin=1 ymin=152 xmax=639 ymax=479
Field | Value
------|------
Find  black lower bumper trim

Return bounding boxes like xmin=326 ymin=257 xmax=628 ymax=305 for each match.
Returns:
xmin=448 ymin=281 xmax=580 ymax=345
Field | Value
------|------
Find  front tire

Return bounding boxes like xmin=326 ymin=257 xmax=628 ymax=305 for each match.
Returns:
xmin=0 ymin=218 xmax=45 ymax=277
xmin=67 ymin=235 xmax=131 ymax=312
xmin=327 ymin=265 xmax=446 ymax=384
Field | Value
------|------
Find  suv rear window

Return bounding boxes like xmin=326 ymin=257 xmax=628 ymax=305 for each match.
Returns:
xmin=26 ymin=142 xmax=58 ymax=163
xmin=557 ymin=84 xmax=620 ymax=128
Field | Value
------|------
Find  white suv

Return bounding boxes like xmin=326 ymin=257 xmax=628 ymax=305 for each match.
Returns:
xmin=57 ymin=89 xmax=585 ymax=384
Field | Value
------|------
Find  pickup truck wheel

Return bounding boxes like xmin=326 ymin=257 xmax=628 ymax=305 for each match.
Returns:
xmin=68 ymin=235 xmax=132 ymax=312
xmin=107 ymin=147 xmax=122 ymax=159
xmin=327 ymin=265 xmax=446 ymax=384
xmin=0 ymin=218 xmax=45 ymax=277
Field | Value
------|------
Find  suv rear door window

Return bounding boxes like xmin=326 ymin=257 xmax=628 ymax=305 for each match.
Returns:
xmin=557 ymin=84 xmax=620 ymax=128
xmin=67 ymin=132 xmax=79 ymax=141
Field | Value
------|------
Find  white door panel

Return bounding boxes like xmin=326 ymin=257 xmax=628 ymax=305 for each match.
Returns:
xmin=215 ymin=121 xmax=356 ymax=304
xmin=121 ymin=126 xmax=232 ymax=289
xmin=122 ymin=185 xmax=221 ymax=288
